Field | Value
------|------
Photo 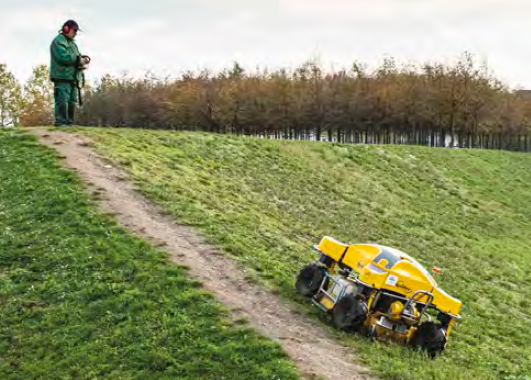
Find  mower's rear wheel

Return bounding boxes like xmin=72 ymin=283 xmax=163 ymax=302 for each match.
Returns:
xmin=410 ymin=321 xmax=447 ymax=358
xmin=295 ymin=264 xmax=326 ymax=297
xmin=332 ymin=294 xmax=367 ymax=332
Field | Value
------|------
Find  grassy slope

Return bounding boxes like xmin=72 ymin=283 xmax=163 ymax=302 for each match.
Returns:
xmin=0 ymin=129 xmax=300 ymax=380
xmin=76 ymin=127 xmax=531 ymax=380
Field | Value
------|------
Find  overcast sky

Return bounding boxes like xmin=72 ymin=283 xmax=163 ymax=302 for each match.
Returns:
xmin=1 ymin=0 xmax=530 ymax=89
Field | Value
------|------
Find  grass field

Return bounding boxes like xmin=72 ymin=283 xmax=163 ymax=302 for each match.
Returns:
xmin=74 ymin=127 xmax=531 ymax=380
xmin=0 ymin=129 xmax=300 ymax=380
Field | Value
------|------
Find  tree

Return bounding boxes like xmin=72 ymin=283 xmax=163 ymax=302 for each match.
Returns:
xmin=0 ymin=63 xmax=23 ymax=127
xmin=72 ymin=53 xmax=531 ymax=152
xmin=19 ymin=65 xmax=54 ymax=126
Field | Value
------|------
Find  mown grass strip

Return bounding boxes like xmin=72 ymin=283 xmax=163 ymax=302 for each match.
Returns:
xmin=77 ymin=127 xmax=531 ymax=380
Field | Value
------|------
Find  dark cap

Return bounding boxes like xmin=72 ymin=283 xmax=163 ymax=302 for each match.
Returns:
xmin=62 ymin=20 xmax=81 ymax=32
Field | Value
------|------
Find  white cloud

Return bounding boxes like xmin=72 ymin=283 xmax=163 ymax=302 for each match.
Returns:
xmin=1 ymin=0 xmax=531 ymax=89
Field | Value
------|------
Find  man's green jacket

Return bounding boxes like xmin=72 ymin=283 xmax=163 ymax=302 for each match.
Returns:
xmin=49 ymin=33 xmax=81 ymax=82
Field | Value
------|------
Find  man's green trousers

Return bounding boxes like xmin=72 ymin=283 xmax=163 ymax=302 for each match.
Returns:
xmin=53 ymin=81 xmax=78 ymax=126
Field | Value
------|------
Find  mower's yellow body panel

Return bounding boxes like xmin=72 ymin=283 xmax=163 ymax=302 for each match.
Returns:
xmin=315 ymin=236 xmax=462 ymax=316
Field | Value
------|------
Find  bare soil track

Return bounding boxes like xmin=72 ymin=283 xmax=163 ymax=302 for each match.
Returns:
xmin=31 ymin=128 xmax=376 ymax=380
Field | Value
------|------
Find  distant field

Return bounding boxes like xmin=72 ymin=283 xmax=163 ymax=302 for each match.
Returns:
xmin=0 ymin=129 xmax=300 ymax=380
xmin=76 ymin=127 xmax=531 ymax=380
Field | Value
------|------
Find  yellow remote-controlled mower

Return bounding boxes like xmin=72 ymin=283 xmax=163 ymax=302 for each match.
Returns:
xmin=295 ymin=236 xmax=462 ymax=357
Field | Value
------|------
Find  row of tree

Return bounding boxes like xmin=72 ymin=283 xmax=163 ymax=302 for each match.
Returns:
xmin=3 ymin=54 xmax=531 ymax=150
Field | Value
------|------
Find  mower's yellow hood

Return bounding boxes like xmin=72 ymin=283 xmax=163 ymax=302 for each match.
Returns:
xmin=315 ymin=236 xmax=462 ymax=316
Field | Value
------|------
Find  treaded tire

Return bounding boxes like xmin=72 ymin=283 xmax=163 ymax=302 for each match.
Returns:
xmin=410 ymin=321 xmax=447 ymax=358
xmin=332 ymin=294 xmax=368 ymax=331
xmin=295 ymin=264 xmax=326 ymax=297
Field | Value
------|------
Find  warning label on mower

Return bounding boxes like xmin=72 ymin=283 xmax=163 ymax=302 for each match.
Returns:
xmin=386 ymin=275 xmax=398 ymax=286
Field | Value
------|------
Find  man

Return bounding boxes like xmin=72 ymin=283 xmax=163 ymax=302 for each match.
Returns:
xmin=49 ymin=20 xmax=90 ymax=126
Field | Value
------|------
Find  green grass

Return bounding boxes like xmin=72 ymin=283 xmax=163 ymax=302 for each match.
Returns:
xmin=0 ymin=129 xmax=300 ymax=380
xmin=73 ymin=127 xmax=531 ymax=380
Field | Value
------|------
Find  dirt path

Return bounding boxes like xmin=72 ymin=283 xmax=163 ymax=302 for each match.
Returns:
xmin=31 ymin=129 xmax=376 ymax=380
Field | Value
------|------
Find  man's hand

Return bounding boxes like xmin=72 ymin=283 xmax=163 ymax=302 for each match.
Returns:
xmin=81 ymin=55 xmax=91 ymax=65
xmin=78 ymin=55 xmax=91 ymax=70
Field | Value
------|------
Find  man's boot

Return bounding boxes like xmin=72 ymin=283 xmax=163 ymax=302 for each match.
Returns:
xmin=54 ymin=82 xmax=70 ymax=126
xmin=67 ymin=102 xmax=76 ymax=125
xmin=54 ymin=101 xmax=69 ymax=126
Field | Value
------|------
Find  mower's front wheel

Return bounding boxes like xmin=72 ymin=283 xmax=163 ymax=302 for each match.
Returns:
xmin=332 ymin=294 xmax=367 ymax=332
xmin=295 ymin=263 xmax=326 ymax=297
xmin=410 ymin=321 xmax=447 ymax=358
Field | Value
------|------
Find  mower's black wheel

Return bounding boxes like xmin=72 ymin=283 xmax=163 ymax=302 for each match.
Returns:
xmin=295 ymin=264 xmax=326 ymax=297
xmin=410 ymin=321 xmax=447 ymax=358
xmin=332 ymin=294 xmax=368 ymax=332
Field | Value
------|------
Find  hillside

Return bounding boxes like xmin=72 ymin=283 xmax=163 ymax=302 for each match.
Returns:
xmin=0 ymin=129 xmax=300 ymax=380
xmin=72 ymin=127 xmax=531 ymax=380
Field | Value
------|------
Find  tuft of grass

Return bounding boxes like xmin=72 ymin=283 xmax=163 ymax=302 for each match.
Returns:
xmin=0 ymin=129 xmax=300 ymax=380
xmin=76 ymin=127 xmax=531 ymax=380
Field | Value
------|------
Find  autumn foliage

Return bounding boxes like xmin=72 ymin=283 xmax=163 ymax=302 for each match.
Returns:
xmin=4 ymin=54 xmax=531 ymax=150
